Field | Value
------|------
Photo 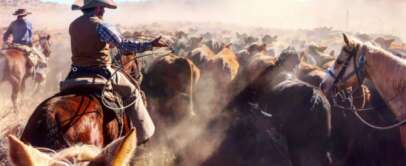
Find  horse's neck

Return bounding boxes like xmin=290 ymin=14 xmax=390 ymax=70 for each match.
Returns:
xmin=365 ymin=46 xmax=406 ymax=118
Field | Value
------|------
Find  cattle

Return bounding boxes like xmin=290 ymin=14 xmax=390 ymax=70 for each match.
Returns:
xmin=187 ymin=44 xmax=216 ymax=68
xmin=296 ymin=61 xmax=325 ymax=87
xmin=203 ymin=38 xmax=225 ymax=54
xmin=223 ymin=77 xmax=332 ymax=166
xmin=356 ymin=33 xmax=373 ymax=42
xmin=236 ymin=43 xmax=268 ymax=68
xmin=208 ymin=45 xmax=240 ymax=82
xmin=302 ymin=43 xmax=335 ymax=67
xmin=374 ymin=37 xmax=395 ymax=49
xmin=194 ymin=45 xmax=240 ymax=115
xmin=142 ymin=54 xmax=200 ymax=126
xmin=262 ymin=34 xmax=278 ymax=45
xmin=230 ymin=47 xmax=298 ymax=100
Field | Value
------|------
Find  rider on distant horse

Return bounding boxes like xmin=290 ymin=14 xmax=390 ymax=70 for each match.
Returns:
xmin=2 ymin=9 xmax=47 ymax=74
xmin=68 ymin=0 xmax=168 ymax=144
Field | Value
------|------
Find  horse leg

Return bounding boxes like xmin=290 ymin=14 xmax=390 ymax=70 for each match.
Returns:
xmin=20 ymin=75 xmax=28 ymax=93
xmin=9 ymin=77 xmax=21 ymax=112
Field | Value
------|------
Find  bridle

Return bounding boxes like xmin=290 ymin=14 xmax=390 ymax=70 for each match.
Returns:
xmin=325 ymin=44 xmax=406 ymax=130
xmin=325 ymin=44 xmax=366 ymax=92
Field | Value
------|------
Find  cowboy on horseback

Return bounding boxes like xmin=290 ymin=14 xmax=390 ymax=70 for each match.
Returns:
xmin=2 ymin=9 xmax=48 ymax=75
xmin=67 ymin=0 xmax=168 ymax=144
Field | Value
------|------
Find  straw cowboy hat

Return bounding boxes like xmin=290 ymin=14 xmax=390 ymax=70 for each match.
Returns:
xmin=72 ymin=0 xmax=117 ymax=10
xmin=13 ymin=9 xmax=32 ymax=16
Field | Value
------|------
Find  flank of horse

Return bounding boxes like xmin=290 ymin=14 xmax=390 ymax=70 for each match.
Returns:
xmin=321 ymin=34 xmax=406 ymax=149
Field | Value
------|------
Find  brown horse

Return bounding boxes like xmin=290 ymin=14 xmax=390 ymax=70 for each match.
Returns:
xmin=321 ymin=34 xmax=406 ymax=149
xmin=0 ymin=33 xmax=51 ymax=110
xmin=20 ymin=55 xmax=142 ymax=150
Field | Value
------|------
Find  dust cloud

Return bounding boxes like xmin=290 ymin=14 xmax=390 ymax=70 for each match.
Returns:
xmin=1 ymin=0 xmax=405 ymax=38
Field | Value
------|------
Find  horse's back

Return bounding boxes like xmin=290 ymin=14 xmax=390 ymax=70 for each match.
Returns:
xmin=21 ymin=93 xmax=105 ymax=149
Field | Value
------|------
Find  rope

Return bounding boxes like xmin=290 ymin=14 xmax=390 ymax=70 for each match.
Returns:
xmin=332 ymin=91 xmax=406 ymax=130
xmin=100 ymin=66 xmax=138 ymax=111
xmin=100 ymin=47 xmax=173 ymax=111
xmin=353 ymin=109 xmax=406 ymax=130
xmin=332 ymin=90 xmax=376 ymax=112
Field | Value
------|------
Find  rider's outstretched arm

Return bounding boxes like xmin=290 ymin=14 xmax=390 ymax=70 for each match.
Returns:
xmin=96 ymin=23 xmax=152 ymax=54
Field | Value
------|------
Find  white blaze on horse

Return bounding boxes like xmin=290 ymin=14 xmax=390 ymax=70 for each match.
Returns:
xmin=320 ymin=34 xmax=406 ymax=148
xmin=0 ymin=33 xmax=51 ymax=110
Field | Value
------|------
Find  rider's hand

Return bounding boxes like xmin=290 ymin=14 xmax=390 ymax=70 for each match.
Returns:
xmin=151 ymin=36 xmax=170 ymax=48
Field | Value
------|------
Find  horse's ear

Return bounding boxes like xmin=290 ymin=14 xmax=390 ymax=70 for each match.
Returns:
xmin=92 ymin=129 xmax=137 ymax=166
xmin=8 ymin=135 xmax=50 ymax=166
xmin=343 ymin=33 xmax=350 ymax=47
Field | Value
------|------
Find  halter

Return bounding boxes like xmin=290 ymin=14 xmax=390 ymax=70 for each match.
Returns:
xmin=325 ymin=44 xmax=367 ymax=92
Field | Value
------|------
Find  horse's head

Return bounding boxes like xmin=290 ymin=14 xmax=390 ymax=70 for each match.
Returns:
xmin=8 ymin=129 xmax=137 ymax=166
xmin=118 ymin=54 xmax=143 ymax=85
xmin=321 ymin=34 xmax=366 ymax=96
xmin=247 ymin=43 xmax=267 ymax=56
xmin=35 ymin=33 xmax=52 ymax=58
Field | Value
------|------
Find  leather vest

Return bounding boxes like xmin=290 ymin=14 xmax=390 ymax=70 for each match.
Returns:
xmin=69 ymin=15 xmax=111 ymax=67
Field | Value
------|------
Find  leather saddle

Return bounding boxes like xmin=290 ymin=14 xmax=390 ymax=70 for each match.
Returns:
xmin=59 ymin=75 xmax=126 ymax=115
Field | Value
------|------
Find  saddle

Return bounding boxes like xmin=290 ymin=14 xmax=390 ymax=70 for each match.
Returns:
xmin=4 ymin=43 xmax=33 ymax=58
xmin=59 ymin=74 xmax=126 ymax=116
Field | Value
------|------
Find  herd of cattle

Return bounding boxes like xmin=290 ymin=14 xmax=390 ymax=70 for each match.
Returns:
xmin=2 ymin=24 xmax=406 ymax=166
xmin=118 ymin=25 xmax=406 ymax=166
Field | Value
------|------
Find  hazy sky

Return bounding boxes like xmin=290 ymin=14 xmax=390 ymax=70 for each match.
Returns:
xmin=15 ymin=0 xmax=406 ymax=39
xmin=41 ymin=0 xmax=144 ymax=3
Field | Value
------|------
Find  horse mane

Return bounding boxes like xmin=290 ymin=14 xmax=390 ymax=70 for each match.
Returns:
xmin=8 ymin=136 xmax=101 ymax=166
xmin=52 ymin=145 xmax=102 ymax=164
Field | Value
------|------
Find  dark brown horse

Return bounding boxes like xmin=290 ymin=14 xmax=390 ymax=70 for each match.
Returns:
xmin=0 ymin=33 xmax=51 ymax=110
xmin=20 ymin=55 xmax=142 ymax=150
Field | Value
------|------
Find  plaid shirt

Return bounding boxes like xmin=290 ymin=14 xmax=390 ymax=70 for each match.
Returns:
xmin=96 ymin=22 xmax=152 ymax=54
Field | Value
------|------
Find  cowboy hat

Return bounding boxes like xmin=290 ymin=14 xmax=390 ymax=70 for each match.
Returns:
xmin=13 ymin=9 xmax=31 ymax=16
xmin=71 ymin=0 xmax=117 ymax=10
